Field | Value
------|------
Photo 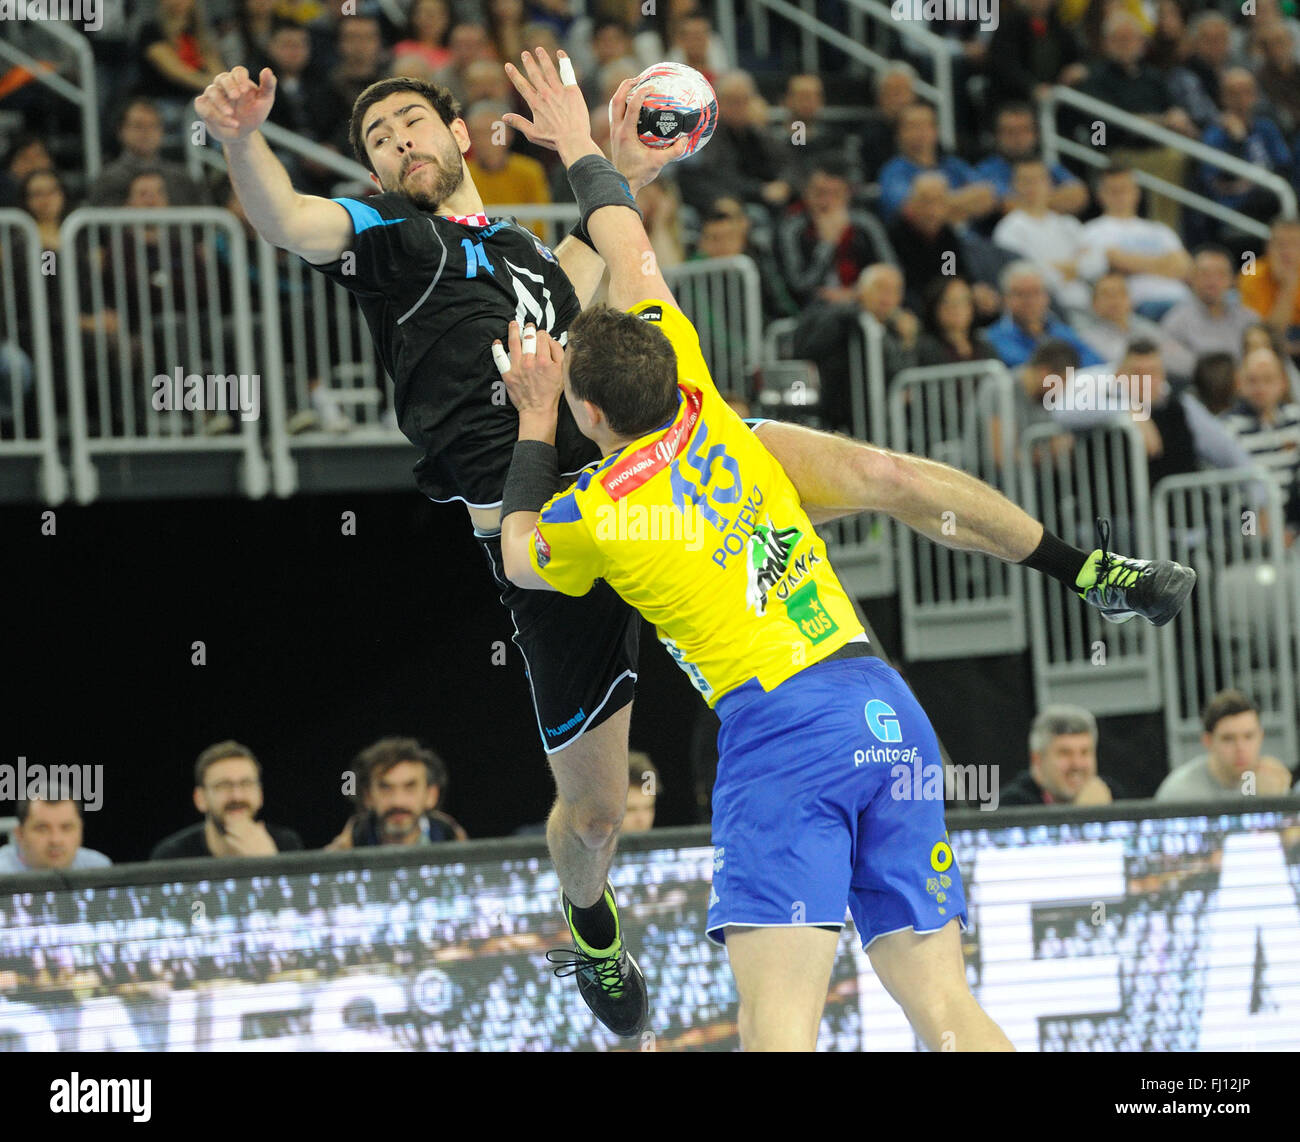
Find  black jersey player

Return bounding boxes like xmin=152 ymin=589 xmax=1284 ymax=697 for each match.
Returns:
xmin=197 ymin=59 xmax=1196 ymax=1041
xmin=197 ymin=65 xmax=690 ymax=1038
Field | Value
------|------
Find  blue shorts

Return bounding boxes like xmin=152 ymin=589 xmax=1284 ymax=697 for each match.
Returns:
xmin=706 ymin=654 xmax=968 ymax=949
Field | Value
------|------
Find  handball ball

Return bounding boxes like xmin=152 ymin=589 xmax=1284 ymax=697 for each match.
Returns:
xmin=617 ymin=62 xmax=717 ymax=160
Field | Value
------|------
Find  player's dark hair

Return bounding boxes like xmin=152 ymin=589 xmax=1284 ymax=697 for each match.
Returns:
xmin=194 ymin=740 xmax=262 ymax=788
xmin=355 ymin=737 xmax=449 ymax=797
xmin=349 ymin=78 xmax=462 ymax=174
xmin=1203 ymin=690 xmax=1258 ymax=735
xmin=1124 ymin=336 xmax=1160 ymax=358
xmin=568 ymin=305 xmax=680 ymax=438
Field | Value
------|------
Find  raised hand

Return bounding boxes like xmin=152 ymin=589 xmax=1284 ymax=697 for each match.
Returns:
xmin=502 ymin=47 xmax=595 ymax=163
xmin=220 ymin=816 xmax=279 ymax=856
xmin=608 ymin=78 xmax=689 ymax=193
xmin=196 ymin=66 xmax=278 ymax=144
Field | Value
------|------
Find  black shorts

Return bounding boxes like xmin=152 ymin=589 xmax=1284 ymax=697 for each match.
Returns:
xmin=477 ymin=531 xmax=640 ymax=754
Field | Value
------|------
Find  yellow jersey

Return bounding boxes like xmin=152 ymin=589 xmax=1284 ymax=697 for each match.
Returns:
xmin=528 ymin=300 xmax=865 ymax=706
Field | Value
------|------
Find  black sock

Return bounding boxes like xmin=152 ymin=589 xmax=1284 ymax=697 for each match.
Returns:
xmin=566 ymin=891 xmax=617 ymax=950
xmin=1019 ymin=528 xmax=1092 ymax=590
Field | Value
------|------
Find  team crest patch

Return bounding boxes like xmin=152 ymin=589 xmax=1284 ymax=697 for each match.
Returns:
xmin=532 ymin=235 xmax=558 ymax=264
xmin=532 ymin=526 xmax=551 ymax=568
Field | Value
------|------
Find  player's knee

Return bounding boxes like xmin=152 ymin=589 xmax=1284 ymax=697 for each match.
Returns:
xmin=566 ymin=801 xmax=624 ymax=850
xmin=892 ymin=969 xmax=974 ymax=1030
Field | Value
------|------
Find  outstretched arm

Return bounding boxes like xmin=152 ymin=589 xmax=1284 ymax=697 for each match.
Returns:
xmin=504 ymin=48 xmax=685 ymax=313
xmin=550 ymin=73 xmax=689 ymax=309
xmin=754 ymin=420 xmax=1044 ymax=562
xmin=196 ymin=66 xmax=353 ymax=264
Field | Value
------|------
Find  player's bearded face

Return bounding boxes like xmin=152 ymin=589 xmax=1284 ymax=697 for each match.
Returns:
xmin=390 ymin=132 xmax=464 ymax=210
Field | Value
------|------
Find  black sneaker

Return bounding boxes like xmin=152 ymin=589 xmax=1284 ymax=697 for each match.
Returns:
xmin=546 ymin=881 xmax=648 ymax=1038
xmin=1075 ymin=518 xmax=1196 ymax=626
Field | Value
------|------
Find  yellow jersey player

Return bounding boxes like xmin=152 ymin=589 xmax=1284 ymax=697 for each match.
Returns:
xmin=497 ymin=43 xmax=1194 ymax=1050
xmin=496 ymin=298 xmax=1016 ymax=1051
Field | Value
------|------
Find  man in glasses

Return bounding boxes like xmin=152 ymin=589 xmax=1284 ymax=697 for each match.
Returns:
xmin=150 ymin=740 xmax=304 ymax=860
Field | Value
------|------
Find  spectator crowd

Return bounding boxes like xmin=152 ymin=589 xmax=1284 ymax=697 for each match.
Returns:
xmin=0 ymin=734 xmax=665 ymax=872
xmin=4 ymin=0 xmax=1298 ymax=533
xmin=0 ymin=685 xmax=1293 ymax=874
xmin=0 ymin=2 xmax=1298 ymax=871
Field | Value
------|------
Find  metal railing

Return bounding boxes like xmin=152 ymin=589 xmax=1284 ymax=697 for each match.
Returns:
xmin=1019 ymin=421 xmax=1159 ymax=714
xmin=58 ymin=208 xmax=268 ymax=503
xmin=821 ymin=314 xmax=897 ymax=599
xmin=0 ymin=7 xmax=102 ymax=178
xmin=664 ymin=255 xmax=762 ymax=400
xmin=889 ymin=360 xmax=1026 ymax=660
xmin=1040 ymin=85 xmax=1299 ymax=240
xmin=0 ymin=211 xmax=66 ymax=503
xmin=714 ymin=0 xmax=956 ymax=150
xmin=1153 ymin=468 xmax=1298 ymax=770
xmin=257 ymin=230 xmax=408 ymax=498
xmin=754 ymin=311 xmax=897 ymax=598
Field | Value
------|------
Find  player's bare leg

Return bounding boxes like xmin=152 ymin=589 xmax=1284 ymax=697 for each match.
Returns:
xmin=724 ymin=926 xmax=840 ymax=1051
xmin=545 ymin=703 xmax=631 ymax=907
xmin=542 ymin=702 xmax=649 ymax=1037
xmin=754 ymin=420 xmax=1196 ymax=626
xmin=867 ymin=919 xmax=1015 ymax=1051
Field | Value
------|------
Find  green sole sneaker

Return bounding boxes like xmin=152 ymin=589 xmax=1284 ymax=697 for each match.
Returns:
xmin=1077 ymin=519 xmax=1197 ymax=626
xmin=546 ymin=881 xmax=649 ymax=1038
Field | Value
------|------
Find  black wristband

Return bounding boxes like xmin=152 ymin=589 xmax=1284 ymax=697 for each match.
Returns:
xmin=501 ymin=439 xmax=561 ymax=519
xmin=567 ymin=219 xmax=598 ymax=252
xmin=567 ymin=153 xmax=642 ymax=231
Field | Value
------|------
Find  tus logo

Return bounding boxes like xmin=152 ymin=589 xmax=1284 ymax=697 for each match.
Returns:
xmin=865 ymin=699 xmax=901 ymax=743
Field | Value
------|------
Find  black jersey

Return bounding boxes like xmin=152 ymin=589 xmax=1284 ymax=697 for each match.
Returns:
xmin=309 ymin=192 xmax=596 ymax=507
